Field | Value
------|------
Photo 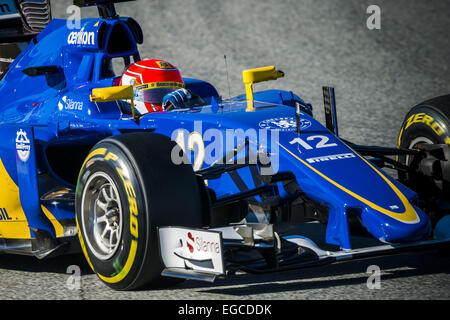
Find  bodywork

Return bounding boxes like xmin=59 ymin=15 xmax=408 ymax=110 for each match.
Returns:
xmin=0 ymin=0 xmax=447 ymax=280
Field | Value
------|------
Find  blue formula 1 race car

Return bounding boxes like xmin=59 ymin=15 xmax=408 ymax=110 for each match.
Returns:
xmin=0 ymin=0 xmax=449 ymax=291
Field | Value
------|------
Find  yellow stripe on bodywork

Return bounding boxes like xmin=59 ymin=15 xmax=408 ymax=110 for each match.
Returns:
xmin=279 ymin=143 xmax=419 ymax=223
xmin=41 ymin=206 xmax=64 ymax=238
xmin=0 ymin=158 xmax=31 ymax=239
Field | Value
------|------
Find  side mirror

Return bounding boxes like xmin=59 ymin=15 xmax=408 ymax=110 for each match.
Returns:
xmin=23 ymin=65 xmax=66 ymax=90
xmin=90 ymin=85 xmax=134 ymax=102
xmin=90 ymin=85 xmax=138 ymax=119
xmin=242 ymin=66 xmax=284 ymax=112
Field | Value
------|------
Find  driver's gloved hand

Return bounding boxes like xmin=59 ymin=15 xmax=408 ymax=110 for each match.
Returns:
xmin=163 ymin=88 xmax=192 ymax=111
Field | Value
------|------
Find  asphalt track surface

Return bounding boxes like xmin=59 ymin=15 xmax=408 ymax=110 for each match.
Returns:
xmin=1 ymin=0 xmax=450 ymax=302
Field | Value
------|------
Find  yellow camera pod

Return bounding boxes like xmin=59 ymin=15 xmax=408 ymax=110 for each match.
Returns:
xmin=242 ymin=66 xmax=285 ymax=112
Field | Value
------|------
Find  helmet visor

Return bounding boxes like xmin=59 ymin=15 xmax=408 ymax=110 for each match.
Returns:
xmin=134 ymin=82 xmax=185 ymax=105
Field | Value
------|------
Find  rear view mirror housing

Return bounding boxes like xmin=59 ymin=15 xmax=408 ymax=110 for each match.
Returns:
xmin=23 ymin=65 xmax=66 ymax=90
xmin=90 ymin=85 xmax=134 ymax=102
xmin=91 ymin=85 xmax=138 ymax=119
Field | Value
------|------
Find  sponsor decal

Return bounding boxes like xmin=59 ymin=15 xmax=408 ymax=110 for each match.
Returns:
xmin=0 ymin=208 xmax=12 ymax=221
xmin=159 ymin=227 xmax=224 ymax=274
xmin=67 ymin=28 xmax=95 ymax=45
xmin=136 ymin=82 xmax=185 ymax=91
xmin=58 ymin=96 xmax=83 ymax=111
xmin=259 ymin=117 xmax=312 ymax=131
xmin=0 ymin=0 xmax=16 ymax=16
xmin=306 ymin=152 xmax=356 ymax=164
xmin=156 ymin=61 xmax=173 ymax=69
xmin=16 ymin=129 xmax=30 ymax=162
xmin=187 ymin=232 xmax=195 ymax=253
xmin=185 ymin=232 xmax=220 ymax=255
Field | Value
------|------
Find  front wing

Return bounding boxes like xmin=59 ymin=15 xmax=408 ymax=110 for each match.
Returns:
xmin=158 ymin=223 xmax=450 ymax=282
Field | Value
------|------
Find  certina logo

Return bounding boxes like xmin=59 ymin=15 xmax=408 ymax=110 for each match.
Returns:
xmin=185 ymin=232 xmax=220 ymax=254
xmin=259 ymin=117 xmax=312 ymax=131
xmin=306 ymin=153 xmax=356 ymax=164
xmin=16 ymin=129 xmax=31 ymax=162
xmin=67 ymin=28 xmax=95 ymax=45
xmin=0 ymin=3 xmax=12 ymax=14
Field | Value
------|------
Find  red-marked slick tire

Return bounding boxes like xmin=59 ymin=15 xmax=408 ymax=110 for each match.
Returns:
xmin=75 ymin=133 xmax=204 ymax=290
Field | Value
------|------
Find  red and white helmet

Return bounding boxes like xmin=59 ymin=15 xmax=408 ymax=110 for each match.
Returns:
xmin=120 ymin=59 xmax=185 ymax=114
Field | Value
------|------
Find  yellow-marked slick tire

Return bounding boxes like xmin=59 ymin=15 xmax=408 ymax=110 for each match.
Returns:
xmin=397 ymin=95 xmax=450 ymax=179
xmin=75 ymin=133 xmax=204 ymax=290
xmin=398 ymin=95 xmax=450 ymax=235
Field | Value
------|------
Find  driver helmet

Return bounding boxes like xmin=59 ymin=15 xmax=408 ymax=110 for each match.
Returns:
xmin=119 ymin=59 xmax=185 ymax=114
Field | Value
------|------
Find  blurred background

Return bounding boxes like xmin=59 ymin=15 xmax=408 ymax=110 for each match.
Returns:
xmin=50 ymin=0 xmax=450 ymax=147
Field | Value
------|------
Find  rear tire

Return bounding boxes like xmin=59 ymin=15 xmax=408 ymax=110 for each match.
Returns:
xmin=76 ymin=133 xmax=205 ymax=290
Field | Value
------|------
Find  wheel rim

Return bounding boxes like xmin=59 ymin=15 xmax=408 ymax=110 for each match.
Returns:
xmin=81 ymin=172 xmax=123 ymax=261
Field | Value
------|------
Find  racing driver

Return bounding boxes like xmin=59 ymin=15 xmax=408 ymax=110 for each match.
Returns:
xmin=119 ymin=59 xmax=202 ymax=115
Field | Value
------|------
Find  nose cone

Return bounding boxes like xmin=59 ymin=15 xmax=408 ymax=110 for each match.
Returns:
xmin=361 ymin=205 xmax=431 ymax=243
xmin=276 ymin=127 xmax=432 ymax=248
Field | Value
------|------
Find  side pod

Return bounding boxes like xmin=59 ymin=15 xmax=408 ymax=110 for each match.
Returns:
xmin=14 ymin=126 xmax=67 ymax=258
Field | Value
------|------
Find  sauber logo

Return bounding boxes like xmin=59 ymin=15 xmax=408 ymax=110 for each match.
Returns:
xmin=16 ymin=129 xmax=31 ymax=162
xmin=187 ymin=232 xmax=195 ymax=253
xmin=67 ymin=28 xmax=95 ymax=45
xmin=185 ymin=232 xmax=220 ymax=254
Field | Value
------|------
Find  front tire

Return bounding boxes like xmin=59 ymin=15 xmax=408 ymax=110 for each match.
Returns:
xmin=397 ymin=95 xmax=450 ymax=229
xmin=397 ymin=95 xmax=450 ymax=185
xmin=398 ymin=95 xmax=450 ymax=149
xmin=76 ymin=133 xmax=205 ymax=290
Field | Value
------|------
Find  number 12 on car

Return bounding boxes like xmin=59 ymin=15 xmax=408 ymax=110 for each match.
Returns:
xmin=290 ymin=135 xmax=338 ymax=151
